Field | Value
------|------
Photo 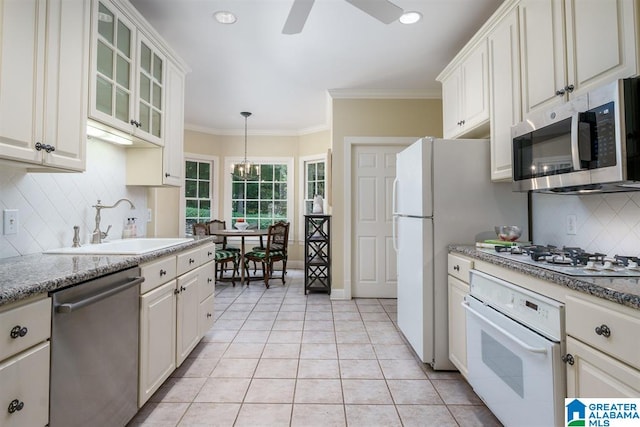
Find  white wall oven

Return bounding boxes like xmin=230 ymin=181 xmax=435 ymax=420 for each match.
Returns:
xmin=464 ymin=270 xmax=565 ymax=427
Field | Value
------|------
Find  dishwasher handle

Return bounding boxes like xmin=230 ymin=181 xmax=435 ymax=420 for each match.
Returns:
xmin=56 ymin=276 xmax=144 ymax=313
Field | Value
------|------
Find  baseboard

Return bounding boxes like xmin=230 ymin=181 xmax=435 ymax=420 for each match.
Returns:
xmin=329 ymin=288 xmax=348 ymax=300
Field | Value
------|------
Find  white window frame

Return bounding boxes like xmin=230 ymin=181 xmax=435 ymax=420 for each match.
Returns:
xmin=224 ymin=156 xmax=294 ymax=243
xmin=182 ymin=153 xmax=219 ymax=236
xmin=298 ymin=153 xmax=328 ymax=242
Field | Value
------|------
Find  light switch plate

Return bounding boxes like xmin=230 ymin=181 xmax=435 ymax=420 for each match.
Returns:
xmin=3 ymin=209 xmax=18 ymax=235
xmin=147 ymin=208 xmax=152 ymax=223
xmin=566 ymin=214 xmax=577 ymax=235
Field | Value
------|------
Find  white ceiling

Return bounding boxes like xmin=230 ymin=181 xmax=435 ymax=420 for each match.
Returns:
xmin=129 ymin=0 xmax=504 ymax=135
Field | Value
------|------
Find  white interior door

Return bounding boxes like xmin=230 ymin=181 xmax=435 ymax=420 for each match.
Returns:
xmin=352 ymin=145 xmax=404 ymax=298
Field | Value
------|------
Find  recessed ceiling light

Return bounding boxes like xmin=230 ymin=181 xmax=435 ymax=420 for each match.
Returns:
xmin=399 ymin=11 xmax=422 ymax=25
xmin=214 ymin=11 xmax=237 ymax=24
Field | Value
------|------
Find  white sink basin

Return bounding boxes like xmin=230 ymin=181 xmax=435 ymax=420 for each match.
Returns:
xmin=44 ymin=238 xmax=193 ymax=255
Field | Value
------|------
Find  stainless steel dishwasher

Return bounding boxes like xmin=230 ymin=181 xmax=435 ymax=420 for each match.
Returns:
xmin=49 ymin=266 xmax=144 ymax=427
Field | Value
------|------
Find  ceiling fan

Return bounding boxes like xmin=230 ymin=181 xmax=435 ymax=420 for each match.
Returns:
xmin=283 ymin=0 xmax=404 ymax=34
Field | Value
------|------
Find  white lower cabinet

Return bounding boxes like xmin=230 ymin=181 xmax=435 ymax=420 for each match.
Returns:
xmin=0 ymin=297 xmax=51 ymax=427
xmin=565 ymin=293 xmax=640 ymax=398
xmin=566 ymin=336 xmax=640 ymax=397
xmin=0 ymin=341 xmax=50 ymax=427
xmin=138 ymin=243 xmax=215 ymax=407
xmin=139 ymin=279 xmax=177 ymax=406
xmin=447 ymin=254 xmax=473 ymax=378
xmin=176 ymin=269 xmax=200 ymax=367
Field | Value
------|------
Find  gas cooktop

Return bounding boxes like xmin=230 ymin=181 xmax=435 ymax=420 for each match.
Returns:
xmin=480 ymin=245 xmax=640 ymax=277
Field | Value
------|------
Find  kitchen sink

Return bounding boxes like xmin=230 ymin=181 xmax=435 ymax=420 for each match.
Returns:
xmin=44 ymin=238 xmax=193 ymax=255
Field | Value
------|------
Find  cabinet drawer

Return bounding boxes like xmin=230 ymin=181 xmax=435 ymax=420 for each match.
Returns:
xmin=0 ymin=341 xmax=50 ymax=427
xmin=0 ymin=298 xmax=51 ymax=362
xmin=140 ymin=256 xmax=177 ymax=294
xmin=198 ymin=263 xmax=216 ymax=302
xmin=177 ymin=247 xmax=203 ymax=276
xmin=198 ymin=293 xmax=215 ymax=337
xmin=566 ymin=295 xmax=640 ymax=369
xmin=201 ymin=243 xmax=216 ymax=264
xmin=447 ymin=254 xmax=473 ymax=283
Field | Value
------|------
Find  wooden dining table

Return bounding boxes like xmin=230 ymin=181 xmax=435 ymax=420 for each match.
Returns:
xmin=209 ymin=228 xmax=268 ymax=285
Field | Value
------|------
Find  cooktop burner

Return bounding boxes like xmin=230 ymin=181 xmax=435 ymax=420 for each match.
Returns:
xmin=487 ymin=245 xmax=640 ymax=277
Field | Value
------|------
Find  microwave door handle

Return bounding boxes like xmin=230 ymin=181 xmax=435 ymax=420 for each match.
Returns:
xmin=462 ymin=300 xmax=548 ymax=354
xmin=570 ymin=112 xmax=582 ymax=171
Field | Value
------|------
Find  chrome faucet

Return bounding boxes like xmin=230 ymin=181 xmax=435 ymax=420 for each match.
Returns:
xmin=91 ymin=198 xmax=135 ymax=244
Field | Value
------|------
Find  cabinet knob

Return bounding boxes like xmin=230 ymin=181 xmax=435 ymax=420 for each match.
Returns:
xmin=207 ymin=277 xmax=213 ymax=283
xmin=595 ymin=324 xmax=611 ymax=338
xmin=206 ymin=313 xmax=212 ymax=318
xmin=189 ymin=258 xmax=195 ymax=264
xmin=562 ymin=353 xmax=575 ymax=365
xmin=180 ymin=286 xmax=186 ymax=292
xmin=174 ymin=288 xmax=180 ymax=295
xmin=208 ymin=251 xmax=213 ymax=257
xmin=453 ymin=265 xmax=460 ymax=271
xmin=130 ymin=119 xmax=142 ymax=128
xmin=159 ymin=269 xmax=167 ymax=276
xmin=565 ymin=84 xmax=575 ymax=93
xmin=555 ymin=88 xmax=566 ymax=96
xmin=165 ymin=173 xmax=170 ymax=178
xmin=9 ymin=325 xmax=28 ymax=339
xmin=7 ymin=399 xmax=24 ymax=414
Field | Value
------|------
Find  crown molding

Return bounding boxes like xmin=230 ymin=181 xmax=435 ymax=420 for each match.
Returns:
xmin=184 ymin=122 xmax=329 ymax=137
xmin=328 ymin=88 xmax=441 ymax=99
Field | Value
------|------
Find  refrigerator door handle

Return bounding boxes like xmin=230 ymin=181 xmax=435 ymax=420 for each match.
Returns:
xmin=392 ymin=177 xmax=399 ymax=215
xmin=392 ymin=214 xmax=398 ymax=252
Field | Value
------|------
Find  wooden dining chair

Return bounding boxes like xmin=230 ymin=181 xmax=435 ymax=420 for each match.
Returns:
xmin=243 ymin=221 xmax=290 ymax=288
xmin=192 ymin=222 xmax=239 ymax=285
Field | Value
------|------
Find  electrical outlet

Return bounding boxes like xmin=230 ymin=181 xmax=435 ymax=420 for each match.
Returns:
xmin=566 ymin=214 xmax=577 ymax=235
xmin=147 ymin=208 xmax=152 ymax=223
xmin=3 ymin=209 xmax=18 ymax=235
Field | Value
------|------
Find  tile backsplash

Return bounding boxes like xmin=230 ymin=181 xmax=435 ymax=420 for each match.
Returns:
xmin=0 ymin=140 xmax=147 ymax=259
xmin=532 ymin=192 xmax=640 ymax=256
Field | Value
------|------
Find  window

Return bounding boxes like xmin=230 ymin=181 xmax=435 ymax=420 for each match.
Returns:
xmin=185 ymin=159 xmax=212 ymax=236
xmin=304 ymin=159 xmax=326 ymax=214
xmin=231 ymin=163 xmax=289 ymax=229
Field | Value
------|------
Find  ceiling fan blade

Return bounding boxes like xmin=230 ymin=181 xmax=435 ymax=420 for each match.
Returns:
xmin=282 ymin=0 xmax=315 ymax=34
xmin=344 ymin=0 xmax=404 ymax=24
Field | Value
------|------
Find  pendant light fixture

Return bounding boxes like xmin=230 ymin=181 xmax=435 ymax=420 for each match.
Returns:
xmin=231 ymin=111 xmax=259 ymax=180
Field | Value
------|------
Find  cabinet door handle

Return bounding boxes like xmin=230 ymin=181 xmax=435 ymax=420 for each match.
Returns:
xmin=595 ymin=324 xmax=611 ymax=338
xmin=35 ymin=142 xmax=56 ymax=153
xmin=10 ymin=325 xmax=28 ymax=339
xmin=562 ymin=353 xmax=575 ymax=365
xmin=8 ymin=399 xmax=24 ymax=414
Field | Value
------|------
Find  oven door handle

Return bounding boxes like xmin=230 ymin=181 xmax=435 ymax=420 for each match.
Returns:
xmin=462 ymin=300 xmax=548 ymax=355
xmin=55 ymin=276 xmax=144 ymax=313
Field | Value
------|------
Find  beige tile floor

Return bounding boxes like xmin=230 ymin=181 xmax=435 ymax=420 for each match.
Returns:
xmin=128 ymin=270 xmax=502 ymax=427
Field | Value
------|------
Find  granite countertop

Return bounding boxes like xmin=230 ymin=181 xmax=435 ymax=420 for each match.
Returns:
xmin=449 ymin=244 xmax=640 ymax=310
xmin=0 ymin=237 xmax=215 ymax=307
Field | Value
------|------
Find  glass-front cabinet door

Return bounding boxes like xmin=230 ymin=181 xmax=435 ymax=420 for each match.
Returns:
xmin=136 ymin=33 xmax=164 ymax=145
xmin=89 ymin=0 xmax=164 ymax=146
xmin=91 ymin=0 xmax=134 ymax=131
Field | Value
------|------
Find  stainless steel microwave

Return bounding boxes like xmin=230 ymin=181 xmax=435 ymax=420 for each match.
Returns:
xmin=511 ymin=78 xmax=640 ymax=193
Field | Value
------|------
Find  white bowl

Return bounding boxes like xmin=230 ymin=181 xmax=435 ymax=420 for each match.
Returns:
xmin=235 ymin=222 xmax=249 ymax=231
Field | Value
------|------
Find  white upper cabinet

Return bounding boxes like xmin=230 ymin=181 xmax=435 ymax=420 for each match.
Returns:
xmin=0 ymin=0 xmax=89 ymax=171
xmin=439 ymin=41 xmax=490 ymax=139
xmin=520 ymin=0 xmax=638 ymax=116
xmin=89 ymin=0 xmax=165 ymax=146
xmin=488 ymin=5 xmax=521 ymax=181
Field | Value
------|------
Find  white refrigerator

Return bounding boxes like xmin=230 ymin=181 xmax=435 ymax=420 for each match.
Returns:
xmin=393 ymin=137 xmax=528 ymax=370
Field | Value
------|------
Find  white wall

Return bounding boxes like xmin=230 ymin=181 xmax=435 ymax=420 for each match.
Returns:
xmin=532 ymin=192 xmax=640 ymax=256
xmin=0 ymin=140 xmax=147 ymax=259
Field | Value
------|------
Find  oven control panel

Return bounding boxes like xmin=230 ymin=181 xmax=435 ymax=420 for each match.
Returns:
xmin=470 ymin=270 xmax=565 ymax=341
